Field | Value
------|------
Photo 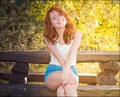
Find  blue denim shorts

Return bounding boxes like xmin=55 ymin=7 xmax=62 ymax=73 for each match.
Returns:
xmin=44 ymin=64 xmax=78 ymax=82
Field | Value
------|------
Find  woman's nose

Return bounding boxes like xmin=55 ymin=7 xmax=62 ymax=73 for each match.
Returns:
xmin=57 ymin=17 xmax=61 ymax=22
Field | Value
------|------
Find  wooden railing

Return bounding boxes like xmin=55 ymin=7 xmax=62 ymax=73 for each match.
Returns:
xmin=0 ymin=50 xmax=119 ymax=63
xmin=0 ymin=50 xmax=120 ymax=97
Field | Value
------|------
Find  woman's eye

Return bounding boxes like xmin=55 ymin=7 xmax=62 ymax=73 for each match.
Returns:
xmin=52 ymin=17 xmax=56 ymax=20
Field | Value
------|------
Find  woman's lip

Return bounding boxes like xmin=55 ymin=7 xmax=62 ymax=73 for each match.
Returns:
xmin=57 ymin=22 xmax=63 ymax=24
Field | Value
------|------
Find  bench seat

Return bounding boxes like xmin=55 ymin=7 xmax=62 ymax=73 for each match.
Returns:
xmin=0 ymin=84 xmax=119 ymax=97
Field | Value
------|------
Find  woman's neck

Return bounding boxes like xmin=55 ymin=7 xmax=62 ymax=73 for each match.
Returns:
xmin=55 ymin=27 xmax=65 ymax=44
xmin=55 ymin=27 xmax=65 ymax=36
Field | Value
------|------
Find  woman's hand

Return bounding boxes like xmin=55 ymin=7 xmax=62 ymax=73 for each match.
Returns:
xmin=61 ymin=67 xmax=70 ymax=85
xmin=61 ymin=66 xmax=78 ymax=87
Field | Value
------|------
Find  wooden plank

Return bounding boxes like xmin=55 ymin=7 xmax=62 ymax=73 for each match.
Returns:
xmin=0 ymin=84 xmax=119 ymax=97
xmin=0 ymin=50 xmax=119 ymax=63
xmin=0 ymin=50 xmax=50 ymax=64
xmin=77 ymin=85 xmax=120 ymax=97
xmin=77 ymin=51 xmax=120 ymax=62
xmin=0 ymin=72 xmax=96 ymax=84
xmin=79 ymin=73 xmax=96 ymax=84
xmin=0 ymin=84 xmax=56 ymax=97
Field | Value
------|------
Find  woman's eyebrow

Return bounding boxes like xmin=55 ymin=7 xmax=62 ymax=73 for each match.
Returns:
xmin=52 ymin=14 xmax=57 ymax=17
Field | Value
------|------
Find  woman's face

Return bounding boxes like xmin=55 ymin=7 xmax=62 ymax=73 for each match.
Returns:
xmin=50 ymin=10 xmax=66 ymax=28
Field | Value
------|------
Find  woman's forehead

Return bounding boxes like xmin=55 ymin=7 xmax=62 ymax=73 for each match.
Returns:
xmin=50 ymin=11 xmax=60 ymax=16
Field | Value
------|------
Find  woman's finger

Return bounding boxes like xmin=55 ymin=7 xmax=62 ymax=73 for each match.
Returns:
xmin=62 ymin=79 xmax=69 ymax=85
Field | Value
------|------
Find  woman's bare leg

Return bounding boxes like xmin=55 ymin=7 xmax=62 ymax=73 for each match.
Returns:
xmin=45 ymin=70 xmax=78 ymax=96
xmin=64 ymin=80 xmax=77 ymax=97
xmin=45 ymin=71 xmax=63 ymax=91
xmin=57 ymin=85 xmax=65 ymax=97
xmin=63 ymin=70 xmax=78 ymax=97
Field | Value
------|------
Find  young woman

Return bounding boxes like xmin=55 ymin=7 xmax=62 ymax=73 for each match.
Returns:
xmin=43 ymin=6 xmax=82 ymax=97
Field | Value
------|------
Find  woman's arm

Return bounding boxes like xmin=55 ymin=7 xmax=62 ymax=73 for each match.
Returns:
xmin=64 ymin=30 xmax=82 ymax=68
xmin=44 ymin=38 xmax=65 ymax=67
xmin=61 ymin=31 xmax=82 ymax=84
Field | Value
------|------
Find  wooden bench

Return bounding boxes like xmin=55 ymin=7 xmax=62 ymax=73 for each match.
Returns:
xmin=0 ymin=50 xmax=120 ymax=97
xmin=0 ymin=84 xmax=119 ymax=97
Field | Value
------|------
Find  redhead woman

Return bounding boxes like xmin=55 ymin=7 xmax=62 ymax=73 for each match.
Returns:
xmin=44 ymin=6 xmax=82 ymax=97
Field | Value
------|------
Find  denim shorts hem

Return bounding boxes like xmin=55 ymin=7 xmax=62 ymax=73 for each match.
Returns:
xmin=44 ymin=64 xmax=78 ymax=82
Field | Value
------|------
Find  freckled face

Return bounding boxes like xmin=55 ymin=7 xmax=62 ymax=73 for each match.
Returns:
xmin=50 ymin=11 xmax=66 ymax=28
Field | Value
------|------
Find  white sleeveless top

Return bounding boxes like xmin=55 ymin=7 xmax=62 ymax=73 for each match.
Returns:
xmin=49 ymin=41 xmax=77 ymax=66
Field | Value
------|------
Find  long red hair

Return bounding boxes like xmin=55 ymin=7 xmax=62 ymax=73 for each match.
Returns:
xmin=44 ymin=6 xmax=76 ymax=44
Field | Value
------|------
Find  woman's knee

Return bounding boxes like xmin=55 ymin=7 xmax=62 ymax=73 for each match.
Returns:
xmin=64 ymin=80 xmax=77 ymax=96
xmin=64 ymin=81 xmax=77 ymax=89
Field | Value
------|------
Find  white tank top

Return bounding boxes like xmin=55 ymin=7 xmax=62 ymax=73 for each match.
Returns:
xmin=49 ymin=41 xmax=77 ymax=66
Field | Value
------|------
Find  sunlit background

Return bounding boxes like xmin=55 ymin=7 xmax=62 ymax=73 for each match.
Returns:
xmin=0 ymin=0 xmax=119 ymax=84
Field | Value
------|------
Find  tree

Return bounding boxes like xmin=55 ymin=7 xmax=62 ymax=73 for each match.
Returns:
xmin=0 ymin=0 xmax=119 ymax=51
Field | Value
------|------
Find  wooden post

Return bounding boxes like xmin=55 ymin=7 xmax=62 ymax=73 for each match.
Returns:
xmin=9 ymin=62 xmax=29 ymax=84
xmin=96 ymin=61 xmax=120 ymax=85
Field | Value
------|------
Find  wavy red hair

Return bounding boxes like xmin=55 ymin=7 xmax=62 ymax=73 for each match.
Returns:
xmin=44 ymin=6 xmax=76 ymax=44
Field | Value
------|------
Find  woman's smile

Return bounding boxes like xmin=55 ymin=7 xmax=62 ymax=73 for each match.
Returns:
xmin=50 ymin=11 xmax=66 ymax=28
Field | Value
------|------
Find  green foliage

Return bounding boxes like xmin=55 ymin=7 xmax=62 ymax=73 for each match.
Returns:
xmin=116 ymin=71 xmax=120 ymax=86
xmin=59 ymin=0 xmax=119 ymax=51
xmin=0 ymin=0 xmax=35 ymax=50
xmin=0 ymin=0 xmax=119 ymax=51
